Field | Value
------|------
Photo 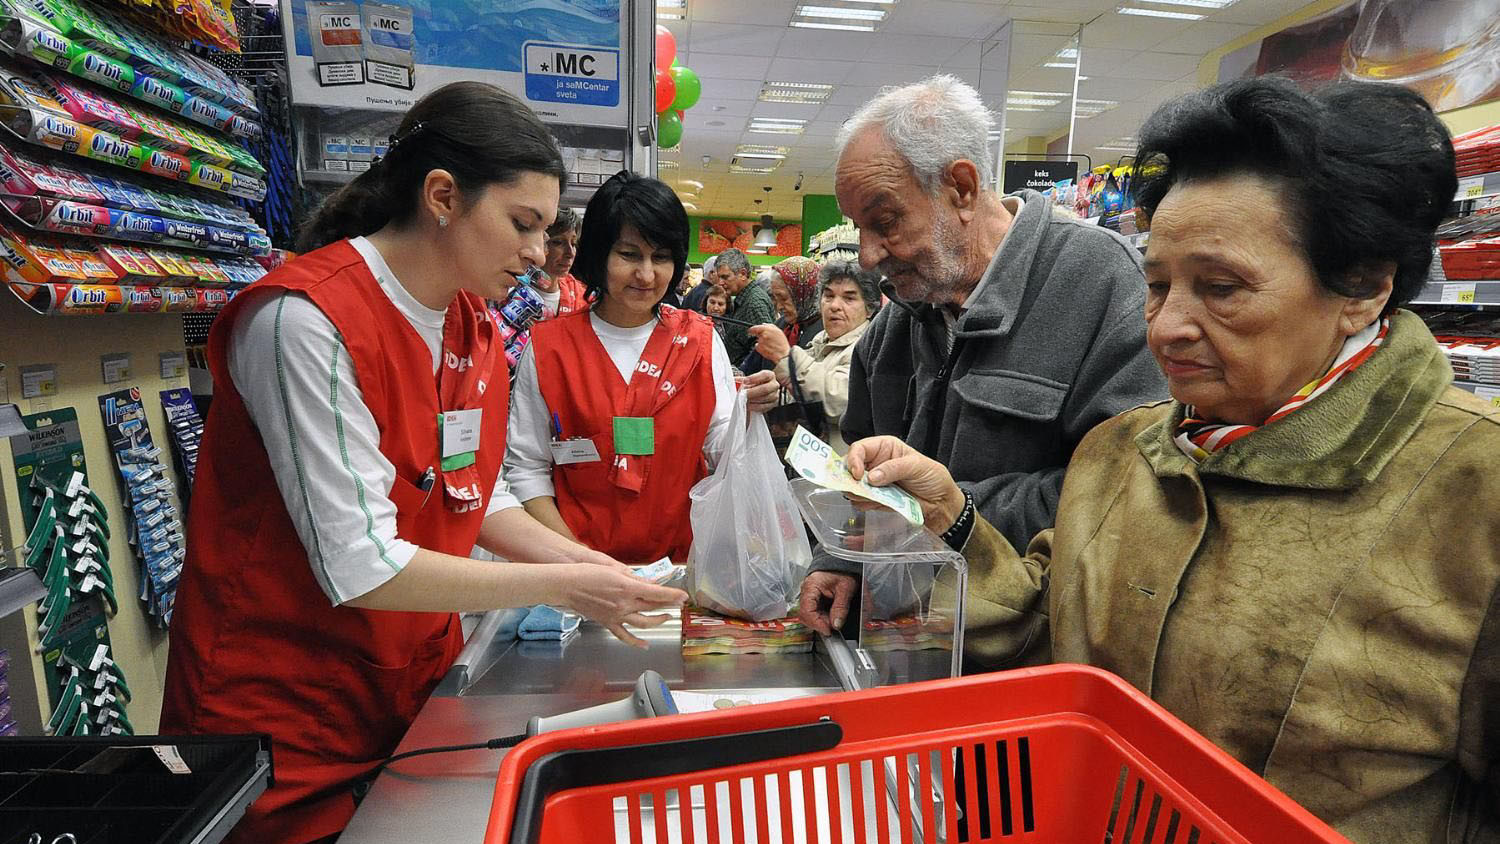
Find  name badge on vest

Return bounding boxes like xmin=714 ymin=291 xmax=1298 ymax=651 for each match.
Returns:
xmin=439 ymin=408 xmax=483 ymax=470
xmin=550 ymin=437 xmax=602 ymax=465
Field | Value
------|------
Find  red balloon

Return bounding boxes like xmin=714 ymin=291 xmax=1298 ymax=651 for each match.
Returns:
xmin=655 ymin=25 xmax=677 ymax=71
xmin=654 ymin=68 xmax=676 ymax=114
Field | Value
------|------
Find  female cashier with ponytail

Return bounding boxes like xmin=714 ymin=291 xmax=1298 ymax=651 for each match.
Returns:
xmin=159 ymin=83 xmax=685 ymax=844
xmin=506 ymin=171 xmax=778 ymax=565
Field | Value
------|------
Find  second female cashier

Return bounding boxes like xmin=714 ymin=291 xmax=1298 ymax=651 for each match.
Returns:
xmin=506 ymin=171 xmax=778 ymax=564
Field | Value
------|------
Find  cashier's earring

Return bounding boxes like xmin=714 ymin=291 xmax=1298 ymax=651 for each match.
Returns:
xmin=438 ymin=215 xmax=449 ymax=228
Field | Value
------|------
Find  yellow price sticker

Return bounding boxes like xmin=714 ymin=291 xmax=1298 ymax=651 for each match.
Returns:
xmin=1467 ymin=183 xmax=1485 ymax=199
xmin=1458 ymin=290 xmax=1477 ymax=304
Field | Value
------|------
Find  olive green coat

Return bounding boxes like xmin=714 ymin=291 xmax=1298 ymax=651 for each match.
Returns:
xmin=961 ymin=310 xmax=1500 ymax=842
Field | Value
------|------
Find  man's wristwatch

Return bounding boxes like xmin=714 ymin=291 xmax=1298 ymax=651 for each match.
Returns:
xmin=938 ymin=489 xmax=976 ymax=551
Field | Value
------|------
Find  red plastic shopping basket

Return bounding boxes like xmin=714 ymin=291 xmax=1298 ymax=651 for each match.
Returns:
xmin=487 ymin=664 xmax=1350 ymax=844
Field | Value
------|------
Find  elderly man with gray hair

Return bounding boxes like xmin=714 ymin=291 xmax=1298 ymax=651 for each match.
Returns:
xmin=798 ymin=75 xmax=1167 ymax=639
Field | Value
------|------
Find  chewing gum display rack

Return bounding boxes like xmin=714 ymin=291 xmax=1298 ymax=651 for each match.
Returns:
xmin=0 ymin=219 xmax=264 ymax=314
xmin=0 ymin=102 xmax=265 ymax=201
xmin=0 ymin=61 xmax=262 ymax=175
xmin=0 ymin=0 xmax=256 ymax=122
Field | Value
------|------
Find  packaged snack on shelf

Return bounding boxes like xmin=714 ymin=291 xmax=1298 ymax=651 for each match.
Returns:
xmin=47 ymin=160 xmax=104 ymax=201
xmin=195 ymin=286 xmax=227 ymax=310
xmin=120 ymin=244 xmax=166 ymax=281
xmin=161 ymin=285 xmax=196 ymax=311
xmin=0 ymin=141 xmax=66 ymax=194
xmin=0 ymin=65 xmax=67 ymax=113
xmin=144 ymin=246 xmax=193 ymax=284
xmin=111 ymin=208 xmax=164 ymax=242
xmin=41 ymin=198 xmax=111 ymax=235
xmin=97 ymin=241 xmax=147 ymax=280
xmin=61 ymin=242 xmax=116 ymax=280
xmin=121 ymin=282 xmax=160 ymax=312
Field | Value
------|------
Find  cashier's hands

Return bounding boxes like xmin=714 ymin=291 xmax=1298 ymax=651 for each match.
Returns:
xmin=553 ymin=565 xmax=687 ymax=649
xmin=737 ymin=370 xmax=780 ymax=414
xmin=796 ymin=436 xmax=967 ymax=636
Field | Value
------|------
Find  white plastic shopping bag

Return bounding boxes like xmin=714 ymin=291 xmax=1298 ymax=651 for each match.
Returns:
xmin=688 ymin=390 xmax=813 ymax=620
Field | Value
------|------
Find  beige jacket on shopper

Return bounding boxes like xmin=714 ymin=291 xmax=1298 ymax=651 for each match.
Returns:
xmin=955 ymin=311 xmax=1500 ymax=843
xmin=773 ymin=320 xmax=869 ymax=453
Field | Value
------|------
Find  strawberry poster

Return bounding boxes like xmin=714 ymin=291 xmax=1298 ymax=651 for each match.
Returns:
xmin=697 ymin=219 xmax=803 ymax=258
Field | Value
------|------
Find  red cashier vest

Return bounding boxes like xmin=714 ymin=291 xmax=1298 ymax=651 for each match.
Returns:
xmin=160 ymin=240 xmax=507 ymax=844
xmin=531 ymin=308 xmax=716 ymax=564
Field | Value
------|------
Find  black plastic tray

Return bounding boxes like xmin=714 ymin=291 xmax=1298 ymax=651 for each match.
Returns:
xmin=0 ymin=734 xmax=271 ymax=844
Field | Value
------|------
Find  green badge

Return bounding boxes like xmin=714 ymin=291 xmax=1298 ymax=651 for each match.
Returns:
xmin=612 ymin=417 xmax=655 ymax=456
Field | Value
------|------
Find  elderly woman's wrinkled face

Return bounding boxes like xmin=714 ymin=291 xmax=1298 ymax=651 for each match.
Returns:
xmin=770 ymin=279 xmax=796 ymax=324
xmin=1143 ymin=175 xmax=1388 ymax=426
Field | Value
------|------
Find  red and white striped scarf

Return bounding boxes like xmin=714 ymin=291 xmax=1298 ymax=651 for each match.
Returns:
xmin=1173 ymin=318 xmax=1390 ymax=464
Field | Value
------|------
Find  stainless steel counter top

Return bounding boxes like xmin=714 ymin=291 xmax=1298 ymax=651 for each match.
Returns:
xmin=341 ymin=611 xmax=843 ymax=844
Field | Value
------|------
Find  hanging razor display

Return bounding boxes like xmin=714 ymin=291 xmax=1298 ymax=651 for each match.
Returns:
xmin=98 ymin=388 xmax=182 ymax=628
xmin=8 ymin=406 xmax=125 ymax=732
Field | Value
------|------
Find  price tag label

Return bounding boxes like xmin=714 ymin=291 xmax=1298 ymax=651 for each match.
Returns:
xmin=1458 ymin=175 xmax=1486 ymax=200
xmin=100 ymin=353 xmax=130 ymax=384
xmin=159 ymin=351 xmax=186 ymax=380
xmin=1476 ymin=386 xmax=1500 ymax=408
xmin=19 ymin=363 xmax=56 ymax=398
xmin=1441 ymin=283 xmax=1478 ymax=304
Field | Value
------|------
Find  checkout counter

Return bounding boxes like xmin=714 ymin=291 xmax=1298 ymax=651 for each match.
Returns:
xmin=341 ymin=484 xmax=965 ymax=843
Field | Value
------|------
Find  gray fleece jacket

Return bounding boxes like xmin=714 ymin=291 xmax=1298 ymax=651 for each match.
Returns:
xmin=839 ymin=190 xmax=1168 ymax=554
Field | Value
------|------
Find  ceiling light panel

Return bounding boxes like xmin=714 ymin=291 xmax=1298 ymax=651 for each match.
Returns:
xmin=731 ymin=162 xmax=781 ymax=173
xmin=749 ymin=118 xmax=807 ymax=135
xmin=1116 ymin=4 xmax=1205 ymax=19
xmin=790 ymin=2 xmax=889 ymax=31
xmin=656 ymin=0 xmax=685 ymax=19
xmin=759 ymin=81 xmax=834 ymax=104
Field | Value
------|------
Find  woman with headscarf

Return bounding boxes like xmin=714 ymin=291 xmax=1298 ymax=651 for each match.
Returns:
xmin=773 ymin=256 xmax=822 ymax=348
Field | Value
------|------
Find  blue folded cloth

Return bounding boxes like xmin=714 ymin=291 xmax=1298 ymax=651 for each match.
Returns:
xmin=518 ymin=604 xmax=581 ymax=641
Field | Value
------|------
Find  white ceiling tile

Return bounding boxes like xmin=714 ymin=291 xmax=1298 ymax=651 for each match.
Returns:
xmin=684 ymin=22 xmax=786 ymax=57
xmin=827 ymin=84 xmax=883 ymax=106
xmin=1000 ymin=5 xmax=1098 ymax=25
xmin=1008 ymin=33 xmax=1075 ymax=68
xmin=1082 ymin=15 xmax=1190 ymax=51
xmin=692 ymin=77 xmax=768 ymax=100
xmin=701 ymin=98 xmax=758 ymax=117
xmin=690 ymin=53 xmax=774 ymax=81
xmin=765 ymin=56 xmax=856 ymax=84
xmin=1112 ymin=50 xmax=1203 ymax=81
xmin=882 ymin=1 xmax=1011 ymax=39
xmin=872 ymin=33 xmax=971 ymax=64
xmin=847 ymin=61 xmax=948 ymax=87
xmin=749 ymin=99 xmax=825 ymax=119
xmin=776 ymin=29 xmax=882 ymax=62
xmin=690 ymin=0 xmax=798 ymax=25
xmin=1147 ymin=21 xmax=1256 ymax=55
xmin=1075 ymin=46 xmax=1141 ymax=74
xmin=1077 ymin=75 xmax=1152 ymax=102
xmin=1205 ymin=0 xmax=1307 ymax=27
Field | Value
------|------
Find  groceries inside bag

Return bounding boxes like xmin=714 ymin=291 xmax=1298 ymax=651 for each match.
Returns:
xmin=687 ymin=391 xmax=812 ymax=621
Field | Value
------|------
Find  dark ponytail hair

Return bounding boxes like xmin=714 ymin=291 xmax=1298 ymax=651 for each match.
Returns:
xmin=296 ymin=81 xmax=566 ymax=253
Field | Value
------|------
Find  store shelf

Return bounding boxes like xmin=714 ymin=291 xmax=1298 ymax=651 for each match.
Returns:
xmin=1410 ymin=280 xmax=1500 ymax=306
xmin=1453 ymin=379 xmax=1500 ymax=405
xmin=1456 ymin=171 xmax=1500 ymax=203
xmin=0 ymin=105 xmax=265 ymax=200
xmin=0 ymin=195 xmax=266 ymax=255
xmin=0 ymin=565 xmax=45 ymax=619
xmin=5 ymin=279 xmax=241 ymax=314
xmin=302 ymin=167 xmax=356 ymax=186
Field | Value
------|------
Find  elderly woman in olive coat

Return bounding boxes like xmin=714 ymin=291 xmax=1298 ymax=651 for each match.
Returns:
xmin=801 ymin=78 xmax=1499 ymax=843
